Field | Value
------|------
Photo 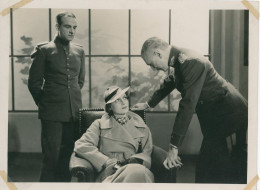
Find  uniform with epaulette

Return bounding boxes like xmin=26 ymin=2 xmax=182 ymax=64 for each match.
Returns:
xmin=28 ymin=35 xmax=85 ymax=182
xmin=147 ymin=47 xmax=248 ymax=183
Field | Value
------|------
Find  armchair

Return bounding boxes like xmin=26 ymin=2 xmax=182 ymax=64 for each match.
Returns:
xmin=69 ymin=108 xmax=177 ymax=183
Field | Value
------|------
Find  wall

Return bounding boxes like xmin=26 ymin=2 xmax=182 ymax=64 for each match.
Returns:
xmin=8 ymin=112 xmax=203 ymax=155
xmin=210 ymin=10 xmax=248 ymax=99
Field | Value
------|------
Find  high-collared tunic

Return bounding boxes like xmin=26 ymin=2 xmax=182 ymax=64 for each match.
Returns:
xmin=147 ymin=47 xmax=248 ymax=147
xmin=28 ymin=36 xmax=85 ymax=121
xmin=74 ymin=111 xmax=154 ymax=182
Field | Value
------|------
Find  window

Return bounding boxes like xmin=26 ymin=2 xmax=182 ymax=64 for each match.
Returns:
xmin=9 ymin=8 xmax=209 ymax=112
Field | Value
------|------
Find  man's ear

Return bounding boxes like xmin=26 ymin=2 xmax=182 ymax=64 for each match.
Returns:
xmin=55 ymin=23 xmax=60 ymax=31
xmin=154 ymin=49 xmax=162 ymax=58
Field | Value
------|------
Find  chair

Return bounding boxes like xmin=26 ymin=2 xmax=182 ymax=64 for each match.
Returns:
xmin=69 ymin=108 xmax=177 ymax=183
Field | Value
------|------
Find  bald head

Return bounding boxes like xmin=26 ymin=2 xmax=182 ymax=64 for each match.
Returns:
xmin=140 ymin=37 xmax=171 ymax=72
xmin=141 ymin=37 xmax=169 ymax=59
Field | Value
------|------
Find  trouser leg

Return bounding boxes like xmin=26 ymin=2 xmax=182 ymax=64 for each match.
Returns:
xmin=55 ymin=122 xmax=75 ymax=182
xmin=39 ymin=120 xmax=75 ymax=182
xmin=40 ymin=120 xmax=62 ymax=182
xmin=195 ymin=135 xmax=247 ymax=184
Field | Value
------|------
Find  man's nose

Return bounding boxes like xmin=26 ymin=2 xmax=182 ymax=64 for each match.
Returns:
xmin=69 ymin=28 xmax=74 ymax=34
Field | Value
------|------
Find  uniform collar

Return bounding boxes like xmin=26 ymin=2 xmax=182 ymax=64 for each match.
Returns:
xmin=168 ymin=46 xmax=180 ymax=68
xmin=54 ymin=35 xmax=70 ymax=47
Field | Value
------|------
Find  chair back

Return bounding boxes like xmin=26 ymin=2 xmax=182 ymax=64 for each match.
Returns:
xmin=78 ymin=108 xmax=146 ymax=138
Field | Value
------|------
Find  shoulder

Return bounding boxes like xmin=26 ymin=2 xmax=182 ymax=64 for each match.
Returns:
xmin=36 ymin=41 xmax=53 ymax=49
xmin=33 ymin=41 xmax=55 ymax=53
xmin=72 ymin=42 xmax=83 ymax=48
xmin=88 ymin=119 xmax=102 ymax=132
xmin=178 ymin=49 xmax=208 ymax=69
xmin=71 ymin=42 xmax=84 ymax=51
xmin=31 ymin=41 xmax=49 ymax=57
xmin=37 ymin=41 xmax=49 ymax=47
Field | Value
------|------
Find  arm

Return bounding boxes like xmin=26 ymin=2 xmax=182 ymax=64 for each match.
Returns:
xmin=78 ymin=49 xmax=85 ymax=89
xmin=74 ymin=119 xmax=110 ymax=172
xmin=170 ymin=59 xmax=207 ymax=147
xmin=147 ymin=73 xmax=176 ymax=108
xmin=164 ymin=59 xmax=207 ymax=169
xmin=131 ymin=73 xmax=176 ymax=110
xmin=28 ymin=46 xmax=45 ymax=106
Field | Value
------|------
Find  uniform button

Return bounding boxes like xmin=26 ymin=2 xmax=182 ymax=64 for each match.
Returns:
xmin=67 ymin=63 xmax=69 ymax=66
xmin=68 ymin=86 xmax=70 ymax=89
xmin=67 ymin=57 xmax=69 ymax=60
xmin=68 ymin=75 xmax=70 ymax=77
xmin=67 ymin=69 xmax=70 ymax=72
xmin=200 ymin=100 xmax=204 ymax=104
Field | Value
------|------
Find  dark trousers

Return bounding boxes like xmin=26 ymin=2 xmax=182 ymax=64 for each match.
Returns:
xmin=195 ymin=128 xmax=247 ymax=184
xmin=40 ymin=120 xmax=76 ymax=182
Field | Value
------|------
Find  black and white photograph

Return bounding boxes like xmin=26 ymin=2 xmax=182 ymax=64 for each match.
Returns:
xmin=0 ymin=0 xmax=258 ymax=190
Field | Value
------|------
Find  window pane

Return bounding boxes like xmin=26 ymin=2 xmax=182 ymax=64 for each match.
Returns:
xmin=51 ymin=9 xmax=89 ymax=54
xmin=131 ymin=10 xmax=169 ymax=55
xmin=81 ymin=58 xmax=89 ymax=108
xmin=91 ymin=57 xmax=129 ymax=107
xmin=131 ymin=57 xmax=168 ymax=111
xmin=171 ymin=8 xmax=209 ymax=55
xmin=91 ymin=10 xmax=128 ymax=55
xmin=13 ymin=8 xmax=49 ymax=55
xmin=14 ymin=57 xmax=37 ymax=110
xmin=9 ymin=59 xmax=12 ymax=111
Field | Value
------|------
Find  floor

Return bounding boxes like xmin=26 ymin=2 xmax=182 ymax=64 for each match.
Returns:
xmin=8 ymin=153 xmax=197 ymax=183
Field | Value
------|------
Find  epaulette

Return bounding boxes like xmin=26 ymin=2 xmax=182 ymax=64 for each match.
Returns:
xmin=31 ymin=41 xmax=48 ymax=58
xmin=72 ymin=42 xmax=83 ymax=47
xmin=178 ymin=53 xmax=189 ymax=64
xmin=36 ymin=41 xmax=49 ymax=47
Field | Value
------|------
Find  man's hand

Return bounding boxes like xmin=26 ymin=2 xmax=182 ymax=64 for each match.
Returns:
xmin=163 ymin=147 xmax=183 ymax=170
xmin=131 ymin=102 xmax=150 ymax=110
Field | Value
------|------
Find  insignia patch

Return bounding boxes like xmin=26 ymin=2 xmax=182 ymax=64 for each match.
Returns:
xmin=178 ymin=53 xmax=188 ymax=64
xmin=169 ymin=56 xmax=175 ymax=66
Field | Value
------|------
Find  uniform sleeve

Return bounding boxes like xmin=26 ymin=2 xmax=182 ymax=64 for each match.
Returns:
xmin=130 ymin=128 xmax=153 ymax=169
xmin=147 ymin=73 xmax=176 ymax=108
xmin=78 ymin=49 xmax=85 ymax=89
xmin=74 ymin=119 xmax=110 ymax=172
xmin=170 ymin=59 xmax=207 ymax=146
xmin=28 ymin=46 xmax=45 ymax=106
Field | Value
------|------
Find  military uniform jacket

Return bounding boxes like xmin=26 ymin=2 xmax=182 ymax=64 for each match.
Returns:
xmin=74 ymin=111 xmax=153 ymax=173
xmin=148 ymin=47 xmax=248 ymax=146
xmin=28 ymin=36 xmax=85 ymax=122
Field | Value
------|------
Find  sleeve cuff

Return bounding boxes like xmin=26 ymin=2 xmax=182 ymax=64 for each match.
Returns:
xmin=147 ymin=99 xmax=157 ymax=108
xmin=170 ymin=133 xmax=185 ymax=147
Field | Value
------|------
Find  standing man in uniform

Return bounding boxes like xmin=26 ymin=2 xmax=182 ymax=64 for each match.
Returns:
xmin=132 ymin=37 xmax=247 ymax=183
xmin=28 ymin=12 xmax=85 ymax=182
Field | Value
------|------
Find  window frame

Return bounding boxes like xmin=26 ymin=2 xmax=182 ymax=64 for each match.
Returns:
xmin=9 ymin=8 xmax=209 ymax=113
